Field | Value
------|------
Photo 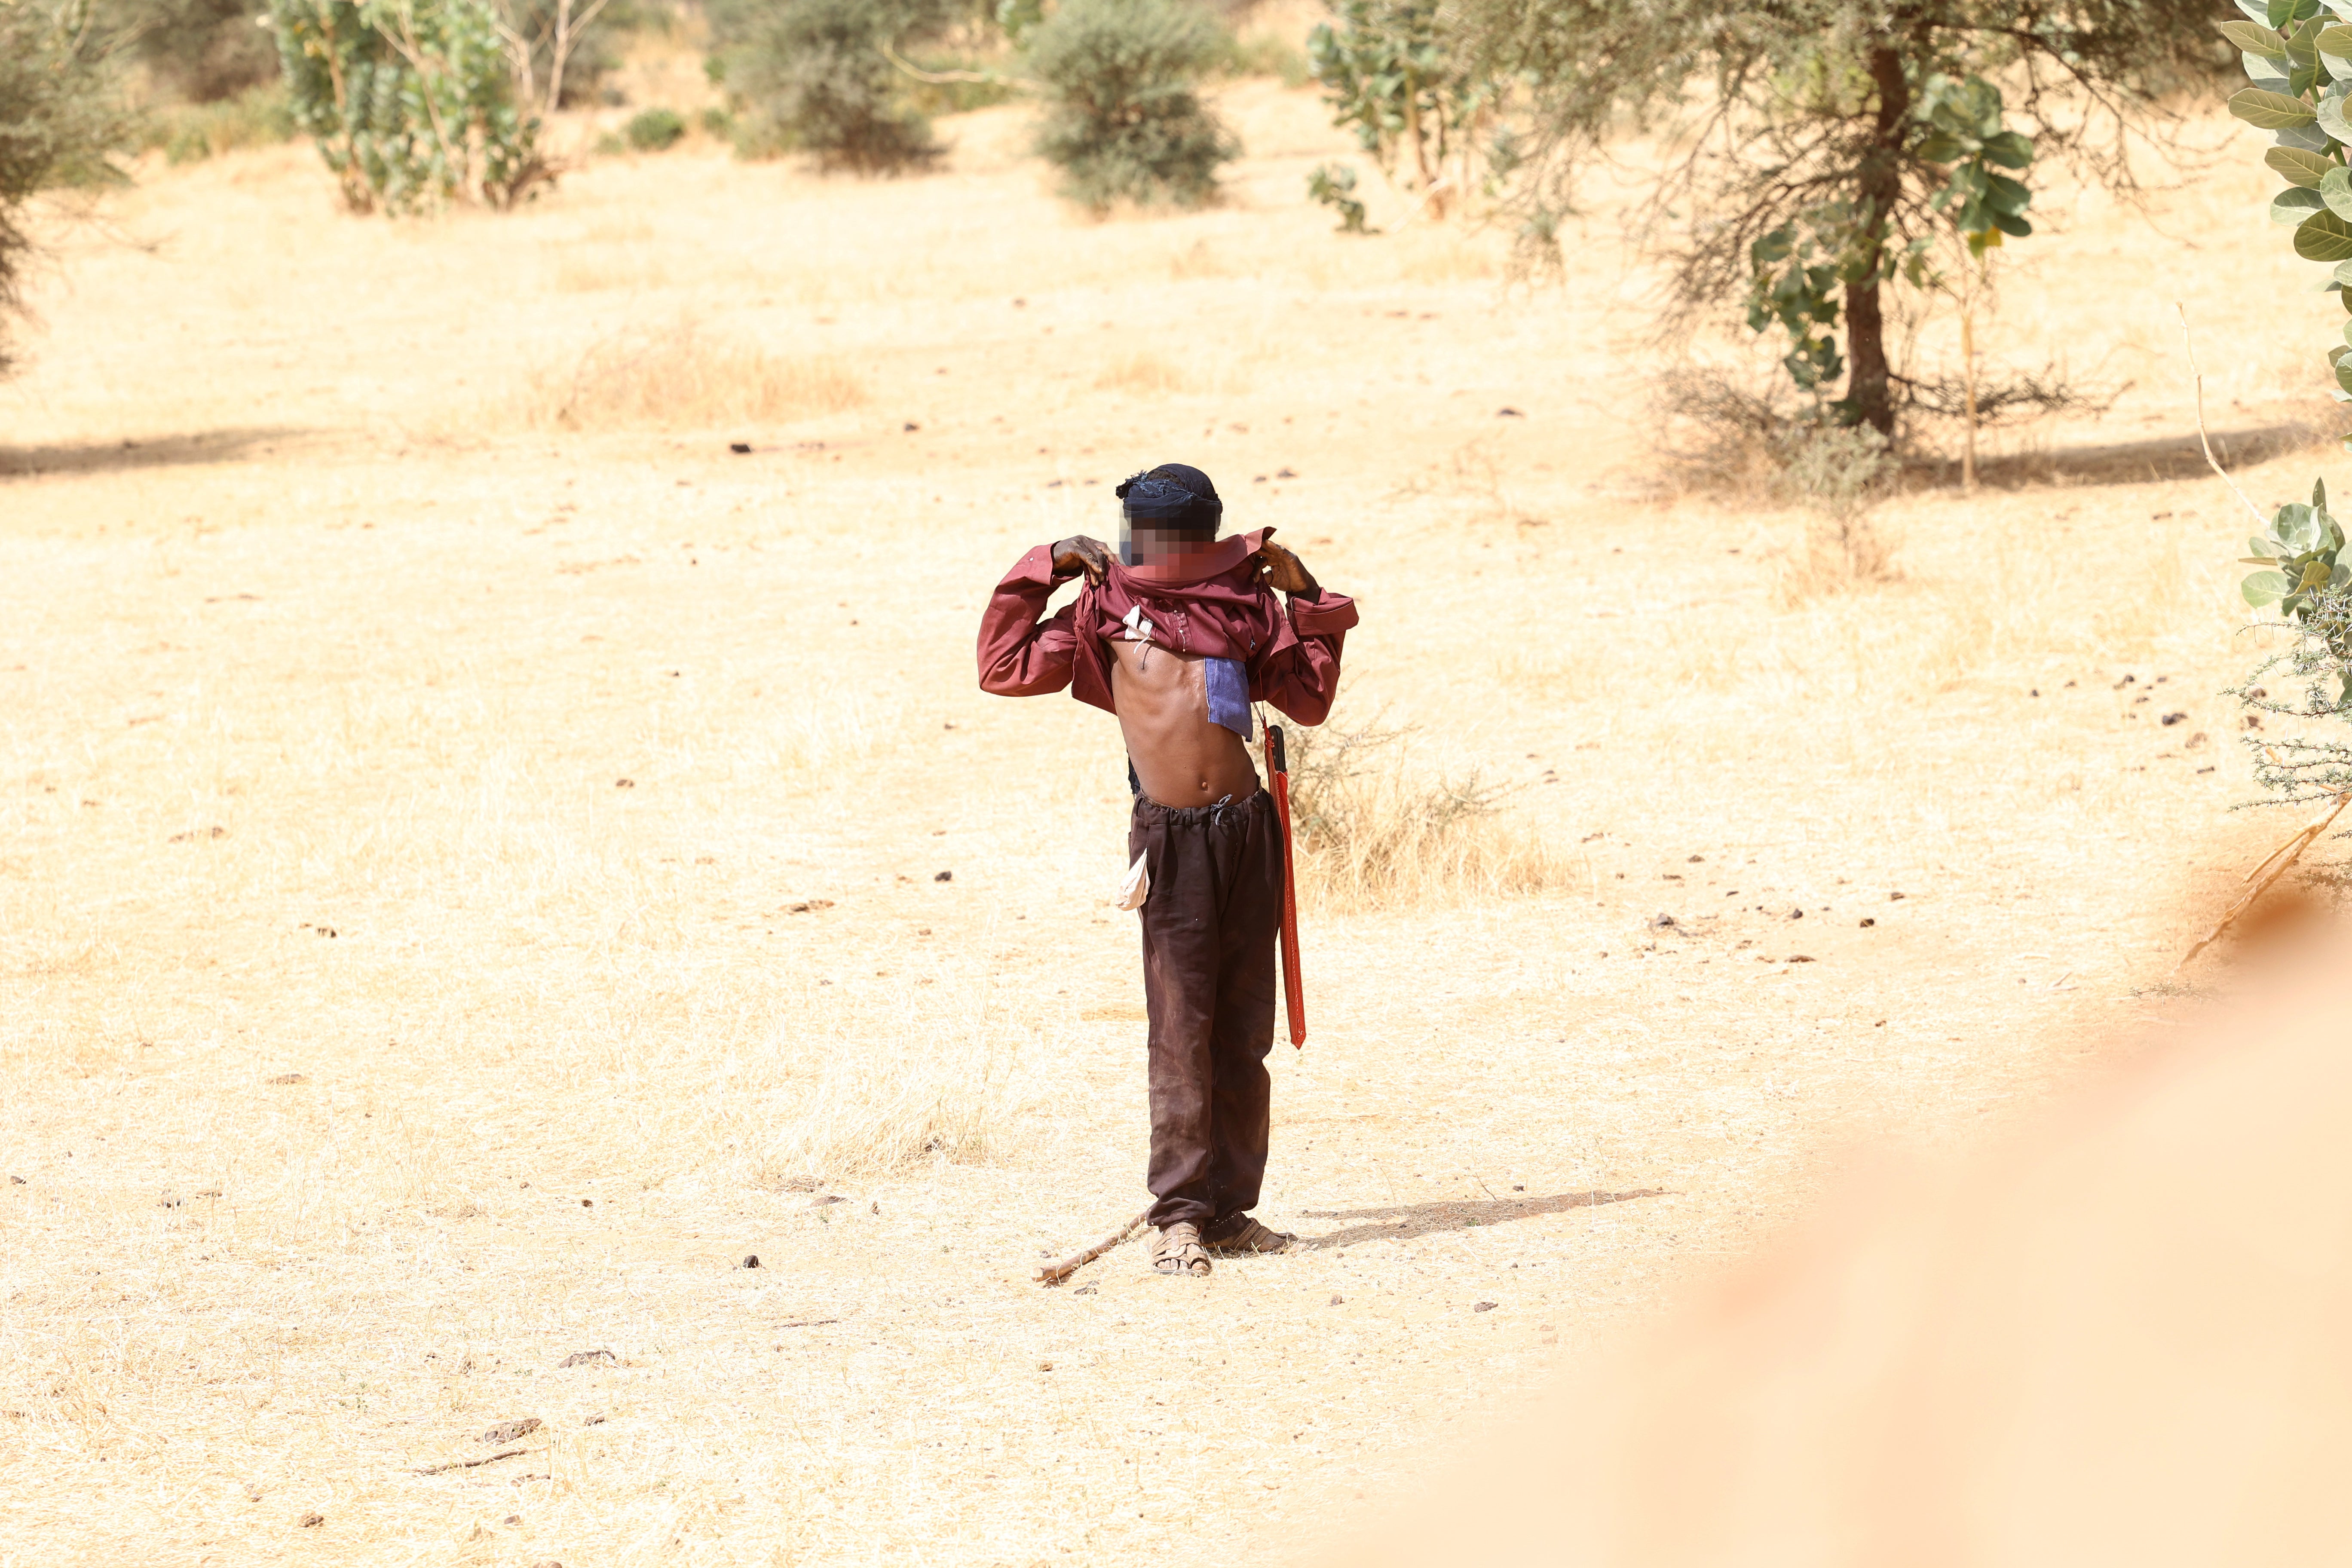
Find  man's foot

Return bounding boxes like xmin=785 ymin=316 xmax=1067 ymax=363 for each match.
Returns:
xmin=1153 ymin=1222 xmax=1211 ymax=1276
xmin=1205 ymin=1216 xmax=1295 ymax=1255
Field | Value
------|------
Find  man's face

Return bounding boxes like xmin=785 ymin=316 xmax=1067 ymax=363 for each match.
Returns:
xmin=1121 ymin=521 xmax=1221 ymax=569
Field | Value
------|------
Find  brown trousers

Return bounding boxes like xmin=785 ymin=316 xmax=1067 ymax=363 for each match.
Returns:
xmin=1128 ymin=789 xmax=1284 ymax=1233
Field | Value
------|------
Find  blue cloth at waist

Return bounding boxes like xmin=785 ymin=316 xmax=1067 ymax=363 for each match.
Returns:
xmin=1204 ymin=656 xmax=1251 ymax=740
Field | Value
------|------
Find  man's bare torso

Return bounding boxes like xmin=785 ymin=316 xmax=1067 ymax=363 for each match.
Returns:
xmin=1109 ymin=640 xmax=1260 ymax=806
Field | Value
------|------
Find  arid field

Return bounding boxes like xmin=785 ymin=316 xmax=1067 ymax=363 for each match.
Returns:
xmin=0 ymin=58 xmax=2337 ymax=1566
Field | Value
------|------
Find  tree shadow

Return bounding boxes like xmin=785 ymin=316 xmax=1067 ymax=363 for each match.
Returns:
xmin=1956 ymin=421 xmax=2329 ymax=492
xmin=0 ymin=427 xmax=316 ymax=478
xmin=1293 ymin=1188 xmax=1665 ymax=1250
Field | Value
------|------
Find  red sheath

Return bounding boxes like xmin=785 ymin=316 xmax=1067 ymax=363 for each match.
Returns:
xmin=1265 ymin=725 xmax=1306 ymax=1049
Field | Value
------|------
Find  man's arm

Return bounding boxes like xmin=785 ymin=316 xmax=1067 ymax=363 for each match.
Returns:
xmin=975 ymin=537 xmax=1109 ymax=697
xmin=1253 ymin=539 xmax=1359 ymax=726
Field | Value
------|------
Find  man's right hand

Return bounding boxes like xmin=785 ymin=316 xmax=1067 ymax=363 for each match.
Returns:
xmin=1052 ymin=535 xmax=1111 ymax=584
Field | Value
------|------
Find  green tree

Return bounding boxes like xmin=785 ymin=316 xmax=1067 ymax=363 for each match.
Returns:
xmin=1 ymin=0 xmax=136 ymax=375
xmin=1026 ymin=0 xmax=1237 ymax=211
xmin=1455 ymin=0 xmax=2217 ymax=436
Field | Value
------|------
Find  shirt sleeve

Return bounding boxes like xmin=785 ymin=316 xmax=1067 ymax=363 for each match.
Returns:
xmin=1256 ymin=586 xmax=1359 ymax=725
xmin=977 ymin=545 xmax=1081 ymax=698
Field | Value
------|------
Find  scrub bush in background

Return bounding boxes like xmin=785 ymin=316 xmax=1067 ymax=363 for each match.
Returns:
xmin=625 ymin=105 xmax=684 ymax=149
xmin=704 ymin=0 xmax=959 ymax=173
xmin=106 ymin=0 xmax=283 ymax=102
xmin=1026 ymin=0 xmax=1236 ymax=211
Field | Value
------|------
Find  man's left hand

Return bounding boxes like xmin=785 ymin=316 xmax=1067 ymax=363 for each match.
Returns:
xmin=1258 ymin=539 xmax=1318 ymax=595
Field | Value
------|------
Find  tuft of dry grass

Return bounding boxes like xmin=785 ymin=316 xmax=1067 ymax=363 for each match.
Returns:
xmin=1093 ymin=351 xmax=1195 ymax=395
xmin=523 ymin=319 xmax=866 ymax=431
xmin=1285 ymin=721 xmax=1563 ymax=910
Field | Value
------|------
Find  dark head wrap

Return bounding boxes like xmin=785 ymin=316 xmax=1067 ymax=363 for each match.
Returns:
xmin=1115 ymin=463 xmax=1222 ymax=533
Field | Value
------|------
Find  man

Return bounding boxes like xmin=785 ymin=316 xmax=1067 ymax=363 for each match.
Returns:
xmin=977 ymin=464 xmax=1359 ymax=1277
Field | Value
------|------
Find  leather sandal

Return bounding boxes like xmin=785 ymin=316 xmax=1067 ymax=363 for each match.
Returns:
xmin=1205 ymin=1216 xmax=1296 ymax=1255
xmin=1152 ymin=1221 xmax=1211 ymax=1276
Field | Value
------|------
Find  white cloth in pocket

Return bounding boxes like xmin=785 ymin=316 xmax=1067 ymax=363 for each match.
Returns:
xmin=1115 ymin=850 xmax=1150 ymax=911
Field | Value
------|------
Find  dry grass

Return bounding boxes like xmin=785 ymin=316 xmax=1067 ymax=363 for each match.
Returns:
xmin=1093 ymin=350 xmax=1195 ymax=395
xmin=1286 ymin=721 xmax=1564 ymax=909
xmin=0 ymin=73 xmax=2320 ymax=1568
xmin=522 ymin=318 xmax=866 ymax=431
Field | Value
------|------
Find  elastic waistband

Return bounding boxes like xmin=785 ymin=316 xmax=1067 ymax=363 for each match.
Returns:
xmin=1132 ymin=787 xmax=1271 ymax=827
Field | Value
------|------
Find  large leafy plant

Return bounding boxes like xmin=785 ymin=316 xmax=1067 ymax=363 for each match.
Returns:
xmin=272 ymin=0 xmax=549 ymax=212
xmin=2223 ymin=0 xmax=2352 ymax=413
xmin=2240 ymin=479 xmax=2349 ymax=622
xmin=1306 ymin=0 xmax=1495 ymax=223
xmin=2178 ymin=1 xmax=2352 ymax=964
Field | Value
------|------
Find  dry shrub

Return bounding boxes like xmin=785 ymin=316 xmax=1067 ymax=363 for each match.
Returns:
xmin=1646 ymin=364 xmax=1800 ymax=493
xmin=748 ymin=1001 xmax=1023 ymax=1179
xmin=551 ymin=248 xmax=672 ymax=293
xmin=1285 ymin=720 xmax=1561 ymax=909
xmin=526 ymin=321 xmax=866 ymax=431
xmin=1093 ymin=351 xmax=1194 ymax=395
xmin=1773 ymin=423 xmax=1900 ymax=604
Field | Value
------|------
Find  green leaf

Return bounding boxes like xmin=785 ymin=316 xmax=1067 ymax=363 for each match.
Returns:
xmin=2277 ymin=119 xmax=2339 ymax=150
xmin=2338 ymin=352 xmax=2352 ymax=393
xmin=2227 ymin=18 xmax=2293 ymax=51
xmin=2297 ymin=208 xmax=2352 ymax=258
xmin=2320 ymin=477 xmax=2332 ymax=508
xmin=2323 ymin=90 xmax=2352 ymax=140
xmin=1992 ymin=211 xmax=2033 ymax=238
xmin=1916 ymin=131 xmax=1972 ymax=164
xmin=2246 ymin=0 xmax=2281 ymax=20
xmin=2237 ymin=86 xmax=2321 ymax=127
xmin=2326 ymin=165 xmax=2352 ymax=217
xmin=2272 ymin=145 xmax=2339 ymax=184
xmin=1980 ymin=130 xmax=2035 ymax=168
xmin=2277 ymin=186 xmax=2327 ymax=221
xmin=2245 ymin=569 xmax=2291 ymax=605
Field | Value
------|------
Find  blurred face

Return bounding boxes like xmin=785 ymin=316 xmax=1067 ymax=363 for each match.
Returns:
xmin=1121 ymin=519 xmax=1220 ymax=569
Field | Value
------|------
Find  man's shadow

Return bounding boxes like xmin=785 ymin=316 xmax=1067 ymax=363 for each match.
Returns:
xmin=1295 ymin=1188 xmax=1663 ymax=1250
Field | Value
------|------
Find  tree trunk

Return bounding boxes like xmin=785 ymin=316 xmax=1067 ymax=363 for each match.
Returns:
xmin=1845 ymin=39 xmax=1910 ymax=438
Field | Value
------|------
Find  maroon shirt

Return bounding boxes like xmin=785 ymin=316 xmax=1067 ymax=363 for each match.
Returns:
xmin=975 ymin=528 xmax=1359 ymax=722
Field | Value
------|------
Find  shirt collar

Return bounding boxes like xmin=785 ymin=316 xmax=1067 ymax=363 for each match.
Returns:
xmin=1119 ymin=528 xmax=1270 ymax=587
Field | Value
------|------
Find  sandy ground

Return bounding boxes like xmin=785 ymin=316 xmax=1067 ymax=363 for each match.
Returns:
xmin=0 ymin=77 xmax=2336 ymax=1566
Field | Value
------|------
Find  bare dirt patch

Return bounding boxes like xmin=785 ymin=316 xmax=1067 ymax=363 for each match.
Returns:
xmin=0 ymin=82 xmax=2322 ymax=1565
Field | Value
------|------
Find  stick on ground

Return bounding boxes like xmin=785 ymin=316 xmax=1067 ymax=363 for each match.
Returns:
xmin=2179 ymin=791 xmax=2352 ymax=970
xmin=1034 ymin=1209 xmax=1150 ymax=1286
xmin=413 ymin=1447 xmax=528 ymax=1476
